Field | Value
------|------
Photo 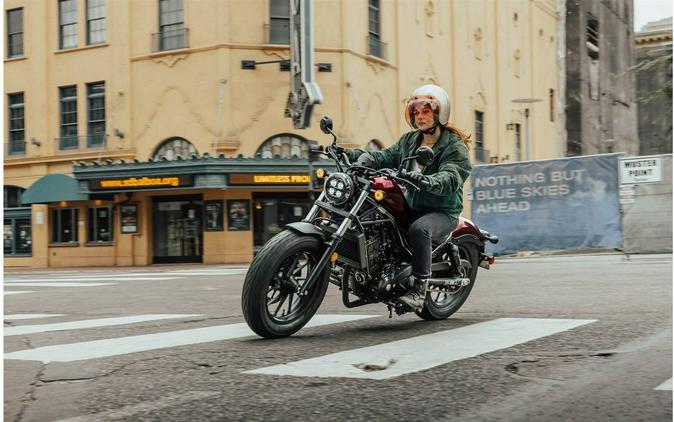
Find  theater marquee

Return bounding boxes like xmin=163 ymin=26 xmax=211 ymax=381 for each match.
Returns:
xmin=228 ymin=174 xmax=311 ymax=185
xmin=89 ymin=175 xmax=193 ymax=190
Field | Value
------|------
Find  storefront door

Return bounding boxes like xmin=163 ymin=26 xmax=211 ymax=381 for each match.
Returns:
xmin=152 ymin=195 xmax=203 ymax=264
xmin=253 ymin=192 xmax=312 ymax=252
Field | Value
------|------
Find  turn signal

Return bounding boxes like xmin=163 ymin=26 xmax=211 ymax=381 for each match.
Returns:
xmin=316 ymin=168 xmax=325 ymax=179
xmin=373 ymin=190 xmax=385 ymax=201
xmin=489 ymin=256 xmax=495 ymax=265
xmin=330 ymin=252 xmax=339 ymax=263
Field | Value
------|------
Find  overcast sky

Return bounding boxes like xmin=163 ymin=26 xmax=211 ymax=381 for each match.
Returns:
xmin=634 ymin=0 xmax=673 ymax=31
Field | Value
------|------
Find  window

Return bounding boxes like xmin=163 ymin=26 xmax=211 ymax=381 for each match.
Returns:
xmin=153 ymin=137 xmax=198 ymax=160
xmin=4 ymin=217 xmax=31 ymax=256
xmin=586 ymin=13 xmax=599 ymax=59
xmin=368 ymin=0 xmax=384 ymax=58
xmin=549 ymin=89 xmax=555 ymax=122
xmin=87 ymin=82 xmax=106 ymax=147
xmin=8 ymin=93 xmax=25 ymax=155
xmin=51 ymin=208 xmax=79 ymax=243
xmin=515 ymin=123 xmax=522 ymax=161
xmin=475 ymin=111 xmax=486 ymax=162
xmin=269 ymin=0 xmax=289 ymax=44
xmin=86 ymin=0 xmax=106 ymax=45
xmin=59 ymin=0 xmax=78 ymax=49
xmin=159 ymin=0 xmax=185 ymax=51
xmin=256 ymin=134 xmax=308 ymax=159
xmin=7 ymin=8 xmax=23 ymax=58
xmin=88 ymin=207 xmax=113 ymax=242
xmin=4 ymin=186 xmax=25 ymax=208
xmin=59 ymin=85 xmax=78 ymax=150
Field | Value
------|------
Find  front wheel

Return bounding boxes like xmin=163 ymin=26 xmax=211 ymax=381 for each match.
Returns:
xmin=242 ymin=230 xmax=329 ymax=338
xmin=415 ymin=243 xmax=479 ymax=321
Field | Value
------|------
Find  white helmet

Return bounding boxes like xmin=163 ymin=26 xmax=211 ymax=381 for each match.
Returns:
xmin=404 ymin=84 xmax=451 ymax=129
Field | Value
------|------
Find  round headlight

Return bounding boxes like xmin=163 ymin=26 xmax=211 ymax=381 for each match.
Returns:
xmin=323 ymin=173 xmax=354 ymax=205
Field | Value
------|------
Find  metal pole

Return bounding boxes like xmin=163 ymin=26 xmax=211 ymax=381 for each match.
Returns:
xmin=524 ymin=108 xmax=530 ymax=161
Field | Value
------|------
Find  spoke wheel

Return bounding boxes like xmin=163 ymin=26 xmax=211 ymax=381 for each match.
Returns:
xmin=242 ymin=230 xmax=329 ymax=338
xmin=416 ymin=243 xmax=479 ymax=321
xmin=266 ymin=252 xmax=314 ymax=323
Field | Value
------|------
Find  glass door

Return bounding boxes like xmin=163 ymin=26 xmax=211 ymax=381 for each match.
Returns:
xmin=152 ymin=196 xmax=203 ymax=264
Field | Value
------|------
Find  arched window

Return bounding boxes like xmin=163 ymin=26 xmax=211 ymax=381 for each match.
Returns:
xmin=256 ymin=134 xmax=309 ymax=159
xmin=366 ymin=139 xmax=384 ymax=152
xmin=152 ymin=137 xmax=198 ymax=160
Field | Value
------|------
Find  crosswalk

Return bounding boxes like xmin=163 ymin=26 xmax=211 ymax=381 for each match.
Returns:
xmin=3 ymin=267 xmax=250 ymax=296
xmin=4 ymin=312 xmax=670 ymax=390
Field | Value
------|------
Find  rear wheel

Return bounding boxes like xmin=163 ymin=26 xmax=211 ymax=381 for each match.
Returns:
xmin=242 ymin=230 xmax=329 ymax=338
xmin=415 ymin=243 xmax=479 ymax=321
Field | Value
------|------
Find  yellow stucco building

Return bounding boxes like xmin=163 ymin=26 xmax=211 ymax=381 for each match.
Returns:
xmin=4 ymin=0 xmax=561 ymax=268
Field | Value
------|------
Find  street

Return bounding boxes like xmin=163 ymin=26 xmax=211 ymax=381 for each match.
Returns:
xmin=4 ymin=253 xmax=672 ymax=422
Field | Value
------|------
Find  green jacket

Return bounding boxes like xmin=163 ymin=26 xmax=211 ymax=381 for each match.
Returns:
xmin=347 ymin=126 xmax=472 ymax=219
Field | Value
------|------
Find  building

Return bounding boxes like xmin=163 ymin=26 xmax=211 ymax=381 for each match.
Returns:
xmin=563 ymin=0 xmax=639 ymax=156
xmin=635 ymin=17 xmax=673 ymax=155
xmin=4 ymin=0 xmax=561 ymax=268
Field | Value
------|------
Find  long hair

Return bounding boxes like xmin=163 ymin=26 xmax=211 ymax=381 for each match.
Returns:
xmin=443 ymin=123 xmax=472 ymax=147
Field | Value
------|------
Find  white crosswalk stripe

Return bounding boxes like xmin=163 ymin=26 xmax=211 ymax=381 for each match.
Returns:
xmin=245 ymin=318 xmax=597 ymax=380
xmin=4 ymin=282 xmax=117 ymax=287
xmin=4 ymin=277 xmax=178 ymax=283
xmin=4 ymin=314 xmax=66 ymax=320
xmin=655 ymin=378 xmax=672 ymax=391
xmin=4 ymin=314 xmax=202 ymax=336
xmin=4 ymin=314 xmax=379 ymax=363
xmin=4 ymin=291 xmax=34 ymax=295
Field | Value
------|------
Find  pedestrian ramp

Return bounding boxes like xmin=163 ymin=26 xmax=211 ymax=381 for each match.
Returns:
xmin=5 ymin=314 xmax=596 ymax=380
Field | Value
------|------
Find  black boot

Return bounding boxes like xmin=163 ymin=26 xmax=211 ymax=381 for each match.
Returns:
xmin=397 ymin=278 xmax=428 ymax=310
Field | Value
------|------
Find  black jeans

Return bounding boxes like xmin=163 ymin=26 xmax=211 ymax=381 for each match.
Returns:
xmin=407 ymin=211 xmax=458 ymax=279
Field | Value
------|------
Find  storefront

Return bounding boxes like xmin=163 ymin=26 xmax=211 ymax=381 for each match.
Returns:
xmin=7 ymin=155 xmax=334 ymax=268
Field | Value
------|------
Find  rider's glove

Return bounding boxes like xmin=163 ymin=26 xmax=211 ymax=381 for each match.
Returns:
xmin=400 ymin=169 xmax=430 ymax=188
xmin=355 ymin=152 xmax=376 ymax=168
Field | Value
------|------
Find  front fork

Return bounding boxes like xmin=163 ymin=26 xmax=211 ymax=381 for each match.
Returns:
xmin=297 ymin=189 xmax=370 ymax=297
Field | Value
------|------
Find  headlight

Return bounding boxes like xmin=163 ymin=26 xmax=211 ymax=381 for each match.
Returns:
xmin=323 ymin=172 xmax=353 ymax=205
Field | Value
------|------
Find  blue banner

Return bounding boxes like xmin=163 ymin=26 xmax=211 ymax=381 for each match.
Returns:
xmin=470 ymin=154 xmax=622 ymax=255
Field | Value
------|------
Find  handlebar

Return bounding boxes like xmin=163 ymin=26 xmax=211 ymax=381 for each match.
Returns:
xmin=348 ymin=165 xmax=424 ymax=191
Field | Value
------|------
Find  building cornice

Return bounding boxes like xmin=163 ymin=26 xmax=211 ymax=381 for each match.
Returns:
xmin=3 ymin=149 xmax=137 ymax=167
xmin=131 ymin=43 xmax=397 ymax=70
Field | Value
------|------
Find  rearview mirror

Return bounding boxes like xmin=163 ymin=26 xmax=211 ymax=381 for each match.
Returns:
xmin=320 ymin=116 xmax=333 ymax=134
xmin=415 ymin=146 xmax=434 ymax=167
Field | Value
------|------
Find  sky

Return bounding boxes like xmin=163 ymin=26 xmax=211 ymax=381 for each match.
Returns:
xmin=633 ymin=0 xmax=673 ymax=31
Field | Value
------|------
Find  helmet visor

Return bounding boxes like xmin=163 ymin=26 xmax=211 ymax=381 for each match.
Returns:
xmin=407 ymin=98 xmax=440 ymax=128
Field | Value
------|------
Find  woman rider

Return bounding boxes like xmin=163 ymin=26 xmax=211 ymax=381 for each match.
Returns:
xmin=347 ymin=84 xmax=472 ymax=310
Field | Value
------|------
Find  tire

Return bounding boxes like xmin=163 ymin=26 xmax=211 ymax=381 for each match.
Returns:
xmin=242 ymin=229 xmax=330 ymax=338
xmin=415 ymin=242 xmax=479 ymax=321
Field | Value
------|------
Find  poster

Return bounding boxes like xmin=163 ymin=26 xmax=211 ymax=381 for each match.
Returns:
xmin=120 ymin=204 xmax=139 ymax=234
xmin=204 ymin=200 xmax=224 ymax=231
xmin=227 ymin=200 xmax=250 ymax=231
xmin=471 ymin=154 xmax=622 ymax=254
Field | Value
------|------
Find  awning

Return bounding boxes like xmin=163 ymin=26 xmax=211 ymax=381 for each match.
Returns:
xmin=21 ymin=174 xmax=88 ymax=205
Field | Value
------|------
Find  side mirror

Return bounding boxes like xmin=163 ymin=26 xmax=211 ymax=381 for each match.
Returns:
xmin=319 ymin=116 xmax=333 ymax=134
xmin=415 ymin=146 xmax=434 ymax=167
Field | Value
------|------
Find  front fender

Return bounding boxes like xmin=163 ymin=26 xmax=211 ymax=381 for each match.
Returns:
xmin=285 ymin=222 xmax=327 ymax=241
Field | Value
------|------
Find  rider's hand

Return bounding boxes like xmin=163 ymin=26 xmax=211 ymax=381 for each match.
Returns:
xmin=399 ymin=169 xmax=430 ymax=187
xmin=355 ymin=152 xmax=376 ymax=168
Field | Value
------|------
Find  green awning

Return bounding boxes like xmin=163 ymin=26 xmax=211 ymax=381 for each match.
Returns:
xmin=21 ymin=174 xmax=88 ymax=205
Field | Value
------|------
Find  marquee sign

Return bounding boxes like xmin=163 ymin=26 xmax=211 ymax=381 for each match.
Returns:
xmin=229 ymin=174 xmax=311 ymax=185
xmin=89 ymin=175 xmax=193 ymax=190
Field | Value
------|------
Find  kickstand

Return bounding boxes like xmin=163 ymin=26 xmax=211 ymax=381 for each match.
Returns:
xmin=388 ymin=305 xmax=393 ymax=319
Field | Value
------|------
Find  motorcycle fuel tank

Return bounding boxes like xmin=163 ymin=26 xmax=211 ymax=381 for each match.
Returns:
xmin=371 ymin=176 xmax=411 ymax=227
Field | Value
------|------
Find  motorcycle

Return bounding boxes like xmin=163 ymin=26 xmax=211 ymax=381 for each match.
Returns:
xmin=242 ymin=116 xmax=499 ymax=339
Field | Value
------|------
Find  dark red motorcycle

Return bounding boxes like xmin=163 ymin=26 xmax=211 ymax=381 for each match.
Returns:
xmin=242 ymin=116 xmax=498 ymax=338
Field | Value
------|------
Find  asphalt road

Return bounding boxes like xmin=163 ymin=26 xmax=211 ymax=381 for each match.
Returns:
xmin=4 ymin=253 xmax=672 ymax=422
